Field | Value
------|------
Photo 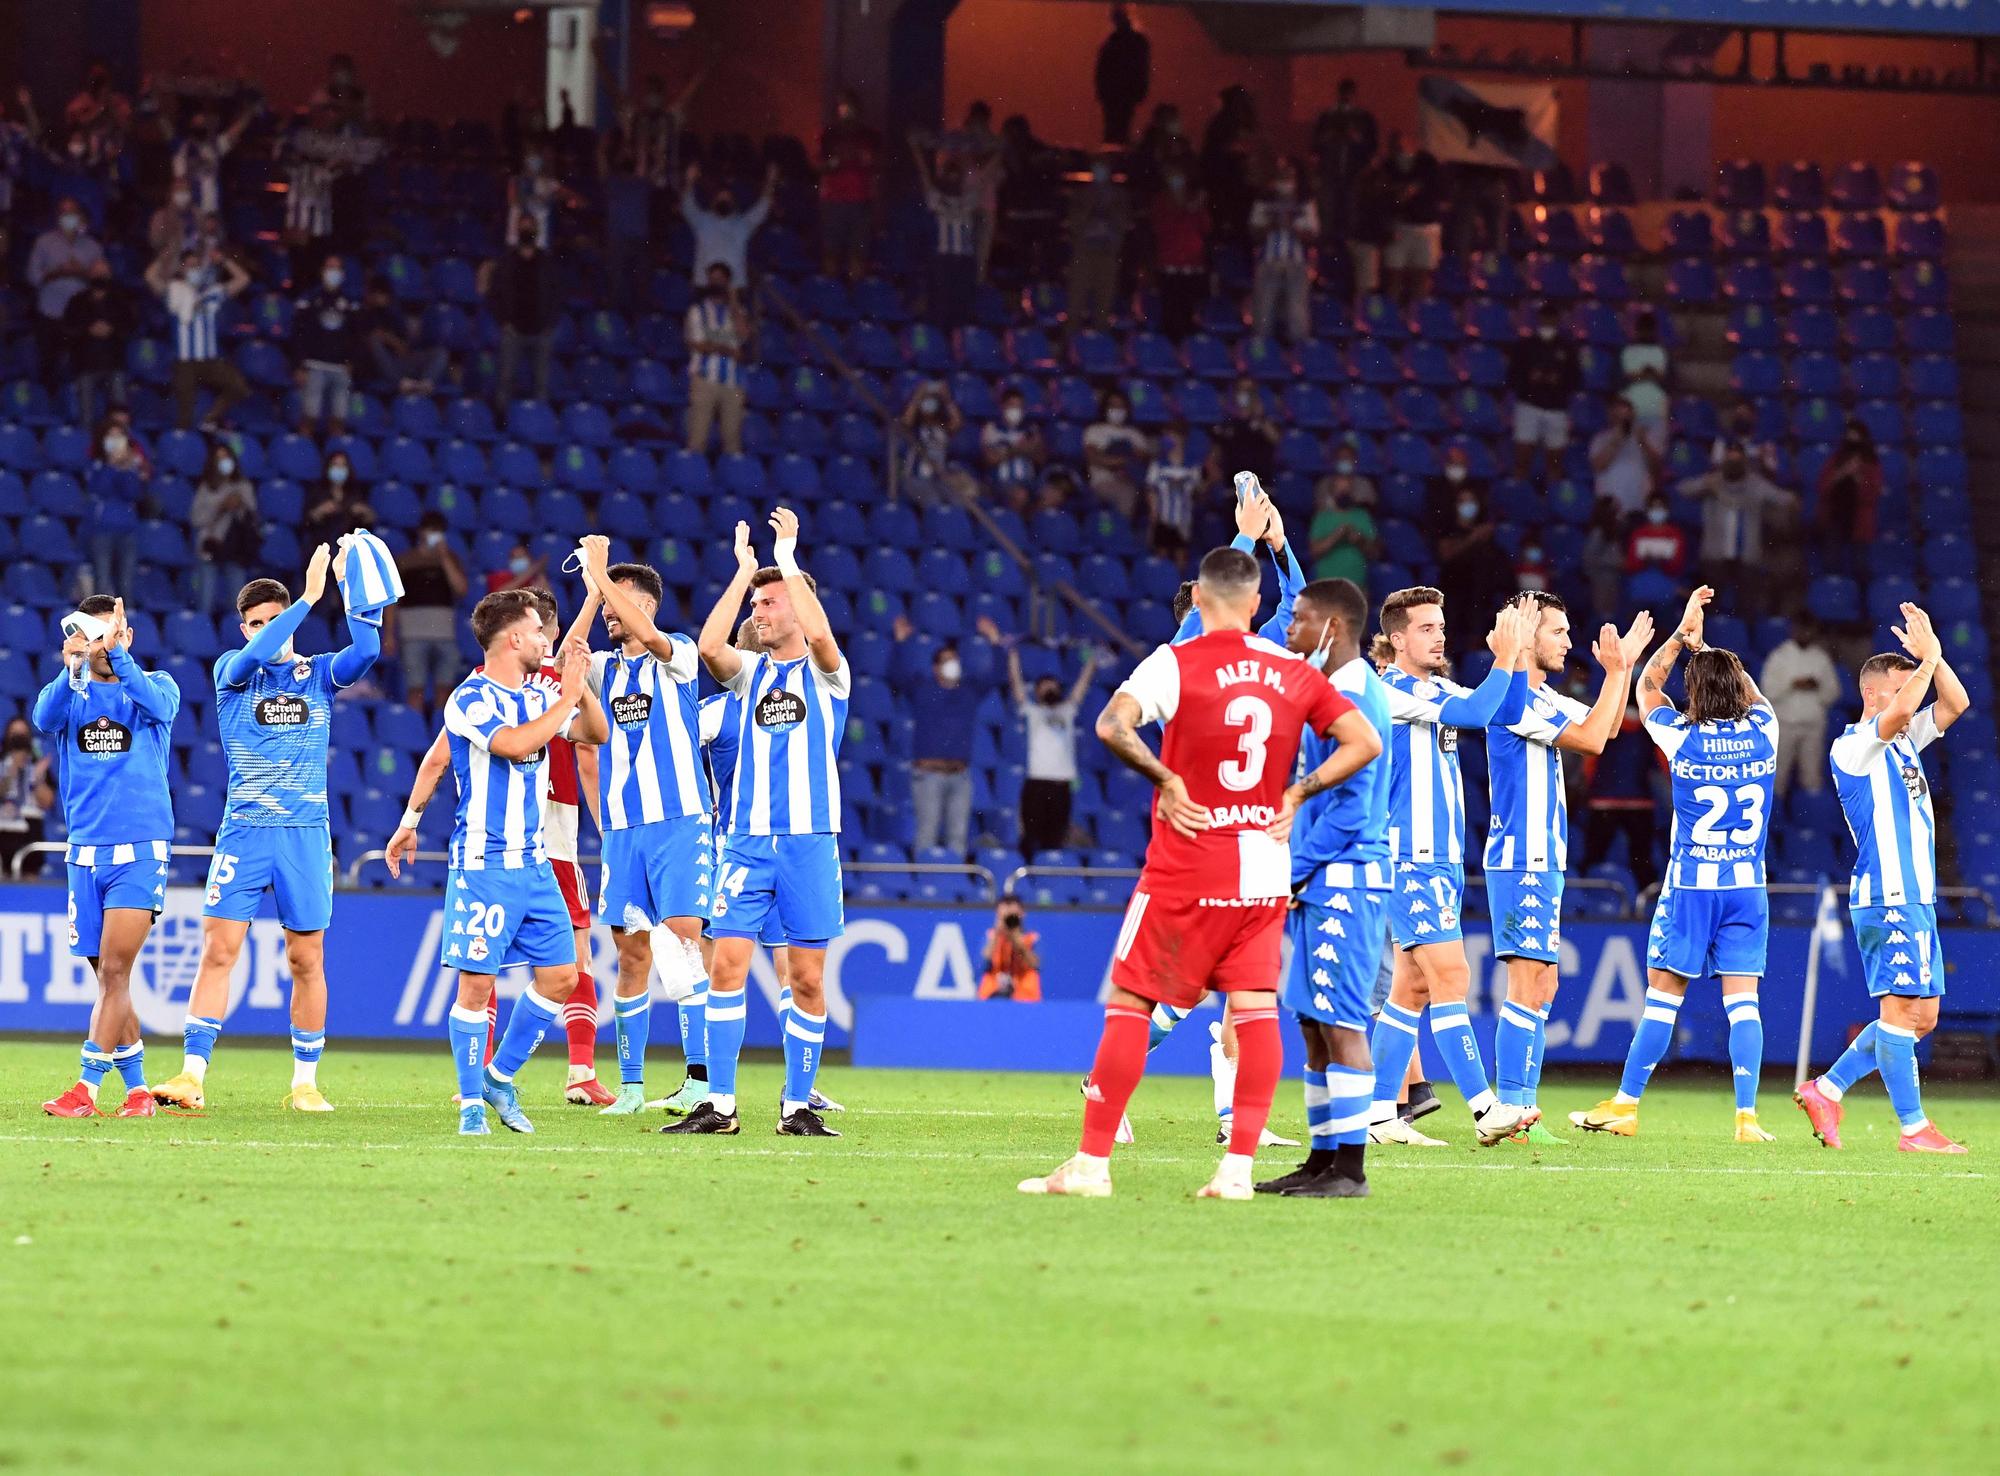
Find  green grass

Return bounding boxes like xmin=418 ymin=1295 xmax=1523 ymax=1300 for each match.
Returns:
xmin=2 ymin=1042 xmax=1996 ymax=1475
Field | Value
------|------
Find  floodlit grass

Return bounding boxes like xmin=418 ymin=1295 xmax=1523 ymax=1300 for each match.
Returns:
xmin=2 ymin=1042 xmax=1995 ymax=1474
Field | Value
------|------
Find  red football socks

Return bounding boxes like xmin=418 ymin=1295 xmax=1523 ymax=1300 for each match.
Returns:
xmin=1226 ymin=1007 xmax=1283 ymax=1156
xmin=1079 ymin=1004 xmax=1151 ymax=1157
xmin=564 ymin=969 xmax=598 ymax=1068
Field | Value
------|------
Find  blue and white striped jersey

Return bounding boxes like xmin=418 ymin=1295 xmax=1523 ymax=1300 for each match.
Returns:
xmin=926 ymin=189 xmax=977 ymax=256
xmin=698 ymin=692 xmax=739 ymax=829
xmin=1378 ymin=667 xmax=1474 ymax=865
xmin=719 ymin=651 xmax=851 ymax=835
xmin=443 ymin=670 xmax=576 ymax=870
xmin=587 ymin=641 xmax=709 ymax=830
xmin=1251 ymin=198 xmax=1318 ymax=262
xmin=1290 ymin=656 xmax=1393 ymax=889
xmin=1831 ymin=707 xmax=1941 ymax=908
xmin=1485 ymin=685 xmax=1591 ymax=872
xmin=1145 ymin=459 xmax=1201 ymax=535
xmin=212 ymin=650 xmax=339 ymax=828
xmin=167 ymin=276 xmax=225 ymax=361
xmin=683 ymin=298 xmax=743 ymax=387
xmin=1645 ymin=703 xmax=1778 ymax=891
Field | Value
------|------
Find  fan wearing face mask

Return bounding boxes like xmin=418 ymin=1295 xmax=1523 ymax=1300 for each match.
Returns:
xmin=1249 ymin=161 xmax=1318 ymax=345
xmin=1507 ymin=302 xmax=1580 ymax=479
xmin=190 ymin=440 xmax=261 ymax=615
xmin=28 ymin=195 xmax=107 ymax=380
xmin=291 ymin=252 xmax=360 ymax=438
xmin=979 ymin=388 xmax=1048 ymax=511
xmin=1084 ymin=389 xmax=1151 ymax=518
xmin=1066 ymin=156 xmax=1130 ymax=330
xmin=1008 ymin=640 xmax=1101 ymax=860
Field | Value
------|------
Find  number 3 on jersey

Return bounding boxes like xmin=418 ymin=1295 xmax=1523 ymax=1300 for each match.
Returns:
xmin=1219 ymin=694 xmax=1271 ymax=792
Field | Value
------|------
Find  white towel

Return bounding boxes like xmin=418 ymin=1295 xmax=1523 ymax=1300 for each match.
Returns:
xmin=336 ymin=529 xmax=405 ymax=626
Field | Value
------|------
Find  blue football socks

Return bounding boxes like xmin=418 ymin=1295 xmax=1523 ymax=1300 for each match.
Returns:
xmin=782 ymin=1006 xmax=827 ymax=1112
xmin=1617 ymin=987 xmax=1683 ymax=1103
xmin=705 ymin=990 xmax=748 ymax=1112
xmin=613 ymin=993 xmax=652 ymax=1087
xmin=1723 ymin=992 xmax=1764 ymax=1111
xmin=489 ymin=987 xmax=559 ymax=1082
xmin=1875 ymin=1021 xmax=1927 ymax=1131
xmin=1495 ymin=999 xmax=1537 ymax=1107
xmin=1325 ymin=1064 xmax=1373 ymax=1147
xmin=111 ymin=1041 xmax=145 ymax=1092
xmin=1368 ymin=1002 xmax=1422 ymax=1119
xmin=447 ymin=1005 xmax=487 ymax=1106
xmin=1819 ymin=1022 xmax=1881 ymax=1099
xmin=1428 ymin=1002 xmax=1496 ymax=1115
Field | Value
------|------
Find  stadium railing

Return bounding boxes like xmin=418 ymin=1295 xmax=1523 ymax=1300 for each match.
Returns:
xmin=338 ymin=852 xmax=1002 ymax=898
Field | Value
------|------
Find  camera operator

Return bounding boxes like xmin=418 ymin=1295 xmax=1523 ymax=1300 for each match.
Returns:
xmin=978 ymin=898 xmax=1042 ymax=1001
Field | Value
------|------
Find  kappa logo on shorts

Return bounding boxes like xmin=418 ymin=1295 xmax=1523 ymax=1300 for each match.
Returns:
xmin=755 ymin=688 xmax=809 ymax=732
xmin=1403 ymin=879 xmax=1424 ymax=895
xmin=611 ymin=691 xmax=653 ymax=728
xmin=1312 ymin=968 xmax=1331 ymax=987
xmin=1890 ymin=951 xmax=1912 ymax=965
xmin=1414 ymin=922 xmax=1434 ymax=936
xmin=1408 ymin=899 xmax=1430 ymax=915
xmin=255 ymin=694 xmax=312 ymax=727
xmin=77 ymin=716 xmax=133 ymax=755
xmin=1884 ymin=909 xmax=1906 ymax=923
xmin=1330 ymin=894 xmax=1353 ymax=913
xmin=1893 ymin=971 xmax=1915 ymax=988
xmin=1887 ymin=929 xmax=1909 ymax=943
xmin=1313 ymin=943 xmax=1337 ymax=961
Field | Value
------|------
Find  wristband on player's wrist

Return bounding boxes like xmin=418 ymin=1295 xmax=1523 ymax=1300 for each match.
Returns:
xmin=400 ymin=807 xmax=424 ymax=831
xmin=773 ymin=536 xmax=801 ymax=578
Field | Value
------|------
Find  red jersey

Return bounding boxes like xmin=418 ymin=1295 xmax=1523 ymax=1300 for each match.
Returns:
xmin=1117 ymin=630 xmax=1354 ymax=900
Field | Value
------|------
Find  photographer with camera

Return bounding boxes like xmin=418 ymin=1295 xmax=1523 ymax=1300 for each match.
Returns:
xmin=978 ymin=898 xmax=1042 ymax=1002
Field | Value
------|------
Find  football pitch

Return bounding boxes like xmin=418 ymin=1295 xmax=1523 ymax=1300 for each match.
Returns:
xmin=2 ymin=1043 xmax=1995 ymax=1475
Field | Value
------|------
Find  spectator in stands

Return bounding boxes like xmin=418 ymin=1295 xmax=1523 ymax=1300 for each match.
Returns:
xmin=1430 ymin=466 xmax=1507 ymax=649
xmin=1513 ymin=532 xmax=1553 ymax=594
xmin=0 ymin=716 xmax=55 ymax=880
xmin=893 ymin=619 xmax=980 ymax=856
xmin=819 ymin=90 xmax=879 ymax=283
xmin=189 ymin=440 xmax=259 ymax=615
xmin=1508 ymin=301 xmax=1581 ymax=479
xmin=1036 ymin=466 xmax=1079 ymax=516
xmin=1010 ymin=641 xmax=1098 ymax=859
xmin=1310 ymin=466 xmax=1379 ymax=584
xmin=995 ymin=114 xmax=1065 ymax=280
xmin=86 ymin=417 xmax=148 ymax=596
xmin=1578 ymin=703 xmax=1660 ymax=895
xmin=1150 ymin=166 xmax=1208 ymax=342
xmin=506 ymin=141 xmax=579 ymax=249
xmin=1625 ymin=492 xmax=1689 ymax=585
xmin=1345 ymin=154 xmax=1395 ymax=306
xmin=148 ymin=176 xmax=202 ymax=261
xmin=1589 ymin=394 xmax=1663 ymax=516
xmin=599 ymin=144 xmax=654 ymax=315
xmin=1065 ymin=158 xmax=1130 ymax=331
xmin=1136 ymin=102 xmax=1196 ymax=194
xmin=1711 ymin=401 xmax=1781 ymax=479
xmin=685 ymin=261 xmax=750 ymax=456
xmin=1249 ymin=159 xmax=1316 ymax=344
xmin=481 ymin=213 xmax=557 ymax=408
xmin=1760 ymin=615 xmax=1842 ymax=797
xmin=1094 ymin=4 xmax=1151 ymax=145
xmin=680 ymin=160 xmax=777 ymax=286
xmin=61 ymin=262 xmax=132 ymax=431
xmin=1581 ymin=497 xmax=1627 ymax=617
xmin=359 ymin=275 xmax=446 ymax=395
xmin=303 ymin=449 xmax=371 ymax=550
xmin=65 ymin=65 xmax=130 ymax=152
xmin=1200 ymin=85 xmax=1259 ymax=250
xmin=1083 ymin=388 xmax=1150 ymax=518
xmin=980 ymin=387 xmax=1046 ymax=510
xmin=1209 ymin=377 xmax=1279 ymax=489
xmin=1676 ymin=447 xmax=1797 ymax=619
xmin=1815 ymin=418 xmax=1883 ymax=575
xmin=1142 ymin=422 xmax=1201 ymax=558
xmin=291 ymin=251 xmax=360 ymax=438
xmin=27 ymin=197 xmax=105 ymax=380
xmin=949 ymin=101 xmax=1005 ymax=282
xmin=912 ymin=138 xmax=979 ymax=330
xmin=1311 ymin=78 xmax=1378 ymax=253
xmin=484 ymin=542 xmax=547 ymax=596
xmin=145 ymin=240 xmax=251 ymax=430
xmin=1621 ymin=309 xmax=1670 ymax=431
xmin=1379 ymin=131 xmax=1442 ymax=305
xmin=387 ymin=512 xmax=468 ymax=710
xmin=171 ymin=103 xmax=251 ymax=216
xmin=978 ymin=899 xmax=1043 ymax=1001
xmin=901 ymin=380 xmax=980 ymax=507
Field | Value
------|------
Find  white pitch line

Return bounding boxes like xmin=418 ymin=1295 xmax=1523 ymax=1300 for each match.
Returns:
xmin=0 ymin=1132 xmax=1984 ymax=1180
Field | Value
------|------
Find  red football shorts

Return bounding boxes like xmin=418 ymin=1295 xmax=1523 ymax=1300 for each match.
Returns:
xmin=1108 ymin=887 xmax=1287 ymax=1010
xmin=552 ymin=858 xmax=591 ymax=931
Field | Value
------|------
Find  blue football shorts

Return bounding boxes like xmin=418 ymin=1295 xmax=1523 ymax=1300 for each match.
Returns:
xmin=1486 ymin=869 xmax=1566 ymax=963
xmin=1852 ymin=902 xmax=1944 ymax=999
xmin=1646 ymin=883 xmax=1769 ymax=980
xmin=1388 ymin=860 xmax=1464 ymax=949
xmin=65 ymin=841 xmax=170 ymax=957
xmin=711 ymin=832 xmax=844 ymax=949
xmin=441 ymin=861 xmax=578 ymax=973
xmin=202 ymin=823 xmax=335 ymax=932
xmin=598 ymin=813 xmax=715 ymax=932
xmin=1281 ymin=884 xmax=1389 ymax=1033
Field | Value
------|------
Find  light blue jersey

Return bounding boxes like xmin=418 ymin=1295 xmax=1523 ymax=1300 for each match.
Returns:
xmin=213 ymin=652 xmax=339 ymax=827
xmin=699 ymin=692 xmax=740 ymax=828
xmin=1291 ymin=656 xmax=1393 ymax=892
xmin=31 ymin=647 xmax=179 ymax=848
xmin=1377 ymin=663 xmax=1527 ymax=865
xmin=1830 ymin=707 xmax=1940 ymax=909
xmin=587 ymin=640 xmax=709 ymax=829
xmin=443 ymin=670 xmax=575 ymax=870
xmin=719 ymin=652 xmax=851 ymax=836
xmin=1644 ymin=702 xmax=1779 ymax=890
xmin=1484 ymin=684 xmax=1590 ymax=872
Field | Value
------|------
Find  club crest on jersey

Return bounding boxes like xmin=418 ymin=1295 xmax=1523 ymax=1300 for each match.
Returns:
xmin=755 ymin=688 xmax=808 ymax=732
xmin=292 ymin=658 xmax=314 ymax=681
xmin=78 ymin=716 xmax=133 ymax=755
xmin=462 ymin=699 xmax=494 ymax=726
xmin=255 ymin=694 xmax=311 ymax=727
xmin=611 ymin=691 xmax=653 ymax=728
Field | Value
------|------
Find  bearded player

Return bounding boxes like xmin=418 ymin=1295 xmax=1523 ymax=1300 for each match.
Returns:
xmin=1018 ymin=546 xmax=1382 ymax=1201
